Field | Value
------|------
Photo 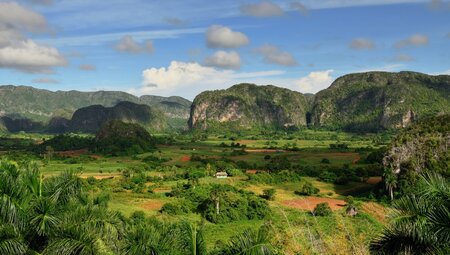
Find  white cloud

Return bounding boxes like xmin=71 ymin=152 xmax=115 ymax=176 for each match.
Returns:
xmin=204 ymin=50 xmax=241 ymax=69
xmin=206 ymin=25 xmax=249 ymax=49
xmin=138 ymin=61 xmax=285 ymax=98
xmin=38 ymin=27 xmax=205 ymax=47
xmin=0 ymin=2 xmax=66 ymax=73
xmin=32 ymin=77 xmax=59 ymax=84
xmin=0 ymin=39 xmax=67 ymax=73
xmin=0 ymin=2 xmax=47 ymax=32
xmin=290 ymin=1 xmax=309 ymax=15
xmin=241 ymin=1 xmax=284 ymax=17
xmin=79 ymin=64 xmax=96 ymax=71
xmin=394 ymin=34 xmax=429 ymax=48
xmin=295 ymin=70 xmax=334 ymax=93
xmin=349 ymin=38 xmax=375 ymax=50
xmin=256 ymin=44 xmax=297 ymax=66
xmin=115 ymin=35 xmax=154 ymax=53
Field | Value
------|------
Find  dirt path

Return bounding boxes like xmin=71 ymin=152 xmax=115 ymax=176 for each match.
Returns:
xmin=282 ymin=197 xmax=346 ymax=211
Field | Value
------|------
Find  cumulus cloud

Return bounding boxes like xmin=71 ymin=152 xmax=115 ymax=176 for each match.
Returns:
xmin=206 ymin=25 xmax=249 ymax=49
xmin=32 ymin=77 xmax=59 ymax=84
xmin=0 ymin=2 xmax=66 ymax=73
xmin=290 ymin=1 xmax=309 ymax=15
xmin=138 ymin=61 xmax=285 ymax=97
xmin=256 ymin=44 xmax=297 ymax=66
xmin=115 ymin=35 xmax=154 ymax=53
xmin=204 ymin=50 xmax=241 ymax=69
xmin=295 ymin=70 xmax=334 ymax=93
xmin=241 ymin=1 xmax=284 ymax=17
xmin=79 ymin=64 xmax=96 ymax=71
xmin=394 ymin=34 xmax=429 ymax=48
xmin=349 ymin=38 xmax=375 ymax=50
xmin=0 ymin=2 xmax=47 ymax=32
xmin=392 ymin=54 xmax=415 ymax=62
xmin=0 ymin=39 xmax=67 ymax=73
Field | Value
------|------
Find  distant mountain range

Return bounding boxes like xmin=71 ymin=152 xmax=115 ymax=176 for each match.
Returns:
xmin=190 ymin=71 xmax=450 ymax=132
xmin=1 ymin=71 xmax=449 ymax=133
xmin=0 ymin=85 xmax=191 ymax=121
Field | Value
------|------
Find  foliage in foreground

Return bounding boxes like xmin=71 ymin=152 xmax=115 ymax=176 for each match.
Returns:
xmin=0 ymin=160 xmax=277 ymax=255
xmin=370 ymin=173 xmax=450 ymax=254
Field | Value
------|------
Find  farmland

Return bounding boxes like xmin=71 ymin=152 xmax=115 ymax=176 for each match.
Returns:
xmin=0 ymin=130 xmax=389 ymax=254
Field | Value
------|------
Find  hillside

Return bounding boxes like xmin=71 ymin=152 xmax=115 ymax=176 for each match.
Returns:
xmin=188 ymin=83 xmax=309 ymax=130
xmin=310 ymin=71 xmax=450 ymax=132
xmin=384 ymin=114 xmax=450 ymax=177
xmin=69 ymin=101 xmax=167 ymax=133
xmin=0 ymin=85 xmax=191 ymax=121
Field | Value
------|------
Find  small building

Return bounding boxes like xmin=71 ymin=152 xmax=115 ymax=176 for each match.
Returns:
xmin=215 ymin=171 xmax=228 ymax=179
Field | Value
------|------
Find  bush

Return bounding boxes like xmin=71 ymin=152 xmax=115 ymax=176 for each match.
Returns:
xmin=261 ymin=188 xmax=276 ymax=200
xmin=319 ymin=171 xmax=337 ymax=183
xmin=321 ymin=158 xmax=331 ymax=164
xmin=313 ymin=202 xmax=332 ymax=216
xmin=160 ymin=199 xmax=193 ymax=215
xmin=295 ymin=181 xmax=319 ymax=196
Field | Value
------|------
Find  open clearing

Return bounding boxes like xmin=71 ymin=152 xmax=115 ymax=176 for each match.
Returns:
xmin=282 ymin=196 xmax=346 ymax=211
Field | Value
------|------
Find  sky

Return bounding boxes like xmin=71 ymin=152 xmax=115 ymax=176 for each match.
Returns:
xmin=0 ymin=0 xmax=449 ymax=99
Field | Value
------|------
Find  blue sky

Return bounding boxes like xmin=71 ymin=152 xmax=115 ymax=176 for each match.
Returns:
xmin=0 ymin=0 xmax=449 ymax=99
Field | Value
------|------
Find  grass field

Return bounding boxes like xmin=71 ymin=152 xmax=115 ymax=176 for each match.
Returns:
xmin=0 ymin=130 xmax=388 ymax=254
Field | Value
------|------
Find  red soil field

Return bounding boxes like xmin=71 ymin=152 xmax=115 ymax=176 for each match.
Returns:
xmin=282 ymin=197 xmax=346 ymax=211
xmin=180 ymin=155 xmax=191 ymax=162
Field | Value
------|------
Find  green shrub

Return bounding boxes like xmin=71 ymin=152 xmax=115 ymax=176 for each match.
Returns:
xmin=160 ymin=199 xmax=194 ymax=215
xmin=321 ymin=158 xmax=331 ymax=164
xmin=295 ymin=181 xmax=319 ymax=196
xmin=261 ymin=188 xmax=276 ymax=200
xmin=313 ymin=202 xmax=332 ymax=216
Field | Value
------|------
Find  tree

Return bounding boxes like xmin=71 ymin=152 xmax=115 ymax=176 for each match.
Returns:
xmin=370 ymin=173 xmax=450 ymax=254
xmin=313 ymin=203 xmax=332 ymax=216
xmin=384 ymin=168 xmax=398 ymax=200
xmin=0 ymin=160 xmax=123 ymax=255
xmin=179 ymin=222 xmax=207 ymax=255
xmin=220 ymin=225 xmax=276 ymax=255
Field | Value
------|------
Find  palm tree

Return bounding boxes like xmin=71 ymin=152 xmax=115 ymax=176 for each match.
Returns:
xmin=221 ymin=225 xmax=277 ymax=255
xmin=122 ymin=222 xmax=178 ymax=255
xmin=179 ymin=222 xmax=207 ymax=255
xmin=384 ymin=168 xmax=397 ymax=200
xmin=370 ymin=172 xmax=450 ymax=254
xmin=0 ymin=160 xmax=124 ymax=255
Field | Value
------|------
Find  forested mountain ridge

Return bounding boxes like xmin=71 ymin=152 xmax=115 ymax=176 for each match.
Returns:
xmin=68 ymin=101 xmax=167 ymax=133
xmin=310 ymin=71 xmax=450 ymax=131
xmin=0 ymin=85 xmax=191 ymax=121
xmin=188 ymin=83 xmax=310 ymax=131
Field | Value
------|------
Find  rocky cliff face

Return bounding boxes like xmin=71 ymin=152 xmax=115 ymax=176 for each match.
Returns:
xmin=311 ymin=71 xmax=450 ymax=132
xmin=383 ymin=114 xmax=450 ymax=175
xmin=189 ymin=83 xmax=309 ymax=130
xmin=69 ymin=101 xmax=167 ymax=133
